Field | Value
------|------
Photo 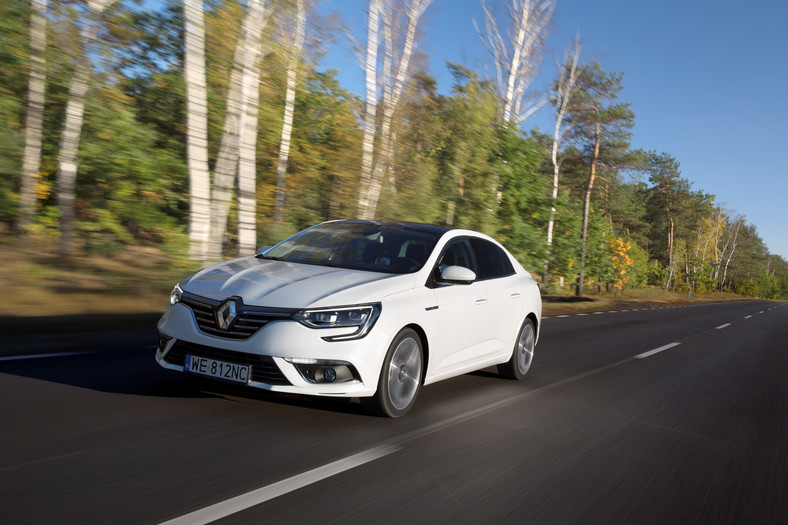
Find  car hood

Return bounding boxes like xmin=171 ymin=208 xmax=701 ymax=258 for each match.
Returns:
xmin=181 ymin=256 xmax=415 ymax=308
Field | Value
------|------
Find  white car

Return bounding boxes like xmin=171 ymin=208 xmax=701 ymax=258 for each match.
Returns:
xmin=156 ymin=220 xmax=542 ymax=417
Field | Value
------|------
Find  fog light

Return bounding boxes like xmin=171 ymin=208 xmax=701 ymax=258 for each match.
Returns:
xmin=286 ymin=359 xmax=360 ymax=384
xmin=323 ymin=368 xmax=337 ymax=383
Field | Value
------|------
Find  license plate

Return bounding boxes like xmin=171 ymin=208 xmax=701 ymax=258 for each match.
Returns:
xmin=184 ymin=355 xmax=250 ymax=383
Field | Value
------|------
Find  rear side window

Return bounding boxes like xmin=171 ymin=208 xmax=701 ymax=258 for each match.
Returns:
xmin=471 ymin=238 xmax=515 ymax=280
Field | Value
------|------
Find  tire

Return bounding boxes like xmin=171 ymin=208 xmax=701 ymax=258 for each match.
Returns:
xmin=498 ymin=318 xmax=535 ymax=380
xmin=362 ymin=328 xmax=423 ymax=418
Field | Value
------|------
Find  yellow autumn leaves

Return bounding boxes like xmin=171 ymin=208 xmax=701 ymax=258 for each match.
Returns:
xmin=608 ymin=235 xmax=634 ymax=290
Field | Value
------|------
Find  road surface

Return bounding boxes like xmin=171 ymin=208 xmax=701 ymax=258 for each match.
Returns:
xmin=1 ymin=300 xmax=785 ymax=524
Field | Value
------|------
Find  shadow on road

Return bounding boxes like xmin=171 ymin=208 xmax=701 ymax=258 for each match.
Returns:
xmin=0 ymin=347 xmax=368 ymax=415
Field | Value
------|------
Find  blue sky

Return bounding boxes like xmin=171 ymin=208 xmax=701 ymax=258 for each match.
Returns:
xmin=317 ymin=0 xmax=788 ymax=259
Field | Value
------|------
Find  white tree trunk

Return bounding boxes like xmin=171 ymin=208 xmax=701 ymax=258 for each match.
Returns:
xmin=236 ymin=0 xmax=267 ymax=256
xmin=544 ymin=37 xmax=580 ymax=281
xmin=501 ymin=0 xmax=529 ymax=123
xmin=360 ymin=0 xmax=431 ymax=220
xmin=207 ymin=62 xmax=243 ymax=260
xmin=184 ymin=0 xmax=212 ymax=262
xmin=357 ymin=0 xmax=382 ymax=219
xmin=273 ymin=0 xmax=306 ymax=223
xmin=476 ymin=0 xmax=554 ymax=126
xmin=721 ymin=219 xmax=741 ymax=290
xmin=209 ymin=0 xmax=270 ymax=258
xmin=18 ymin=0 xmax=47 ymax=237
xmin=56 ymin=0 xmax=116 ymax=257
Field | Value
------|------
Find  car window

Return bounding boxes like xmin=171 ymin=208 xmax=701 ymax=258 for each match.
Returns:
xmin=471 ymin=238 xmax=515 ymax=280
xmin=262 ymin=222 xmax=442 ymax=274
xmin=434 ymin=238 xmax=477 ymax=279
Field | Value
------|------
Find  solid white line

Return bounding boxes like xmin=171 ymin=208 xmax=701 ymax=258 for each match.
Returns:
xmin=0 ymin=351 xmax=93 ymax=361
xmin=0 ymin=345 xmax=157 ymax=362
xmin=159 ymin=445 xmax=400 ymax=525
xmin=635 ymin=342 xmax=681 ymax=359
xmin=716 ymin=323 xmax=731 ymax=330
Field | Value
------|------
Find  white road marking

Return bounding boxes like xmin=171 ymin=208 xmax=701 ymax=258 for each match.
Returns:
xmin=0 ymin=345 xmax=158 ymax=361
xmin=0 ymin=351 xmax=93 ymax=361
xmin=745 ymin=315 xmax=753 ymax=319
xmin=716 ymin=323 xmax=731 ymax=330
xmin=159 ymin=445 xmax=400 ymax=525
xmin=635 ymin=342 xmax=681 ymax=359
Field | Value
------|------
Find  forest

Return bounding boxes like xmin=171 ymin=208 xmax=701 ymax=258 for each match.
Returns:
xmin=2 ymin=0 xmax=787 ymax=300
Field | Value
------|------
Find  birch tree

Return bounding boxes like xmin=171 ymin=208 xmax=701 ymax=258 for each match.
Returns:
xmin=208 ymin=0 xmax=270 ymax=258
xmin=236 ymin=0 xmax=267 ymax=256
xmin=720 ymin=217 xmax=742 ymax=290
xmin=360 ymin=0 xmax=431 ymax=220
xmin=183 ymin=0 xmax=211 ymax=261
xmin=356 ymin=0 xmax=382 ymax=220
xmin=273 ymin=0 xmax=306 ymax=223
xmin=544 ymin=35 xmax=580 ymax=282
xmin=56 ymin=0 xmax=117 ymax=258
xmin=18 ymin=0 xmax=47 ymax=238
xmin=476 ymin=0 xmax=555 ymax=126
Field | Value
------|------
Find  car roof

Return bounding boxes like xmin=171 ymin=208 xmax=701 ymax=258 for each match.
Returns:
xmin=320 ymin=220 xmax=451 ymax=237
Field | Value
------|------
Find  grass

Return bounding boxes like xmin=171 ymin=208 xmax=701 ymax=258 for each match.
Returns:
xmin=0 ymin=240 xmax=201 ymax=316
xmin=541 ymin=287 xmax=747 ymax=316
xmin=0 ymin=239 xmax=756 ymax=317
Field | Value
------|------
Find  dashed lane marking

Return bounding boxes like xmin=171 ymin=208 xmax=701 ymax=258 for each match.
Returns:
xmin=635 ymin=342 xmax=681 ymax=359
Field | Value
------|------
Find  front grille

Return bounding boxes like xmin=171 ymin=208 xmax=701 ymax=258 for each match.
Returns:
xmin=181 ymin=292 xmax=297 ymax=340
xmin=164 ymin=339 xmax=291 ymax=385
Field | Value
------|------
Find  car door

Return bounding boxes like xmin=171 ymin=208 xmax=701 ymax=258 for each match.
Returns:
xmin=427 ymin=237 xmax=490 ymax=377
xmin=470 ymin=238 xmax=523 ymax=357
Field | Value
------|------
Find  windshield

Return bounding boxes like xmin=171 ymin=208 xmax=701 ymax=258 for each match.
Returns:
xmin=261 ymin=222 xmax=444 ymax=274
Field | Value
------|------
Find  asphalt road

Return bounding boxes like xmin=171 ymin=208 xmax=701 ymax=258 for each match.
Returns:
xmin=1 ymin=300 xmax=786 ymax=524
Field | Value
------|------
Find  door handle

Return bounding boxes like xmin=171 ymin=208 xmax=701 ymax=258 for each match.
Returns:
xmin=475 ymin=298 xmax=488 ymax=305
xmin=510 ymin=292 xmax=522 ymax=298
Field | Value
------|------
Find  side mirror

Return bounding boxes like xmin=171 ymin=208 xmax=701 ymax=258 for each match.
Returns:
xmin=440 ymin=265 xmax=476 ymax=284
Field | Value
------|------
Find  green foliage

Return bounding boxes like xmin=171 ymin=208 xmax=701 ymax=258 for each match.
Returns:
xmin=438 ymin=64 xmax=500 ymax=234
xmin=0 ymin=0 xmax=29 ymax=226
xmin=378 ymin=70 xmax=445 ymax=224
xmin=75 ymin=84 xmax=187 ymax=252
xmin=281 ymin=69 xmax=362 ymax=228
xmin=495 ymin=127 xmax=550 ymax=270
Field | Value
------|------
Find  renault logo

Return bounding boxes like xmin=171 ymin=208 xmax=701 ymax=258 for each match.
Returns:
xmin=216 ymin=299 xmax=238 ymax=330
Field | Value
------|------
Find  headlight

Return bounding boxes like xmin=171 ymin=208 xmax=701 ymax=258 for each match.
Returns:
xmin=169 ymin=283 xmax=184 ymax=306
xmin=293 ymin=304 xmax=381 ymax=341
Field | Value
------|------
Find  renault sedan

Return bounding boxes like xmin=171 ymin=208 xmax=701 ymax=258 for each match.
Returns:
xmin=156 ymin=220 xmax=541 ymax=417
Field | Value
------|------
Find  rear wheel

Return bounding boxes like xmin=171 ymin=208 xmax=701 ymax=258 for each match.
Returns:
xmin=498 ymin=318 xmax=535 ymax=380
xmin=362 ymin=328 xmax=423 ymax=418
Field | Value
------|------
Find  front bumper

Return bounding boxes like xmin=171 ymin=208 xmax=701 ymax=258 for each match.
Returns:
xmin=156 ymin=303 xmax=390 ymax=397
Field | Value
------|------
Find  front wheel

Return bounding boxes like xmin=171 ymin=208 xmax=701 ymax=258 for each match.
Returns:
xmin=362 ymin=328 xmax=423 ymax=418
xmin=498 ymin=318 xmax=535 ymax=380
